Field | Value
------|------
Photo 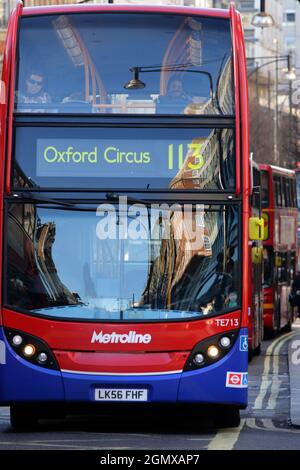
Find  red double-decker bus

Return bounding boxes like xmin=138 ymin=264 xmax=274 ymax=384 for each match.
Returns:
xmin=260 ymin=164 xmax=298 ymax=336
xmin=249 ymin=161 xmax=264 ymax=356
xmin=0 ymin=2 xmax=263 ymax=429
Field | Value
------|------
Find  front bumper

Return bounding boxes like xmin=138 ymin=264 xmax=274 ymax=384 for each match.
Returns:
xmin=0 ymin=328 xmax=248 ymax=407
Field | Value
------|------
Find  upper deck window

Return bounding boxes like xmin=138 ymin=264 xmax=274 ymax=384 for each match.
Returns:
xmin=15 ymin=13 xmax=234 ymax=116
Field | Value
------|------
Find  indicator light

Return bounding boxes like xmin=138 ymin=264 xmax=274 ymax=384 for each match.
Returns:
xmin=37 ymin=352 xmax=48 ymax=363
xmin=220 ymin=336 xmax=231 ymax=348
xmin=12 ymin=335 xmax=23 ymax=346
xmin=193 ymin=353 xmax=205 ymax=365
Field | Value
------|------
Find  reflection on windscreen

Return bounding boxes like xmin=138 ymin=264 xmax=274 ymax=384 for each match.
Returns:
xmin=15 ymin=13 xmax=234 ymax=115
xmin=6 ymin=203 xmax=240 ymax=321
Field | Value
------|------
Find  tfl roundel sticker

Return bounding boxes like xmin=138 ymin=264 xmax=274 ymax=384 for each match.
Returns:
xmin=226 ymin=372 xmax=248 ymax=388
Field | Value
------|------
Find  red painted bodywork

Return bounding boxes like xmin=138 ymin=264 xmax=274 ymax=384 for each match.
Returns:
xmin=263 ymin=286 xmax=274 ymax=330
xmin=3 ymin=308 xmax=240 ymax=352
xmin=231 ymin=8 xmax=262 ymax=351
xmin=22 ymin=4 xmax=230 ymax=18
xmin=259 ymin=164 xmax=298 ymax=331
xmin=3 ymin=308 xmax=240 ymax=373
xmin=0 ymin=3 xmax=257 ymax=371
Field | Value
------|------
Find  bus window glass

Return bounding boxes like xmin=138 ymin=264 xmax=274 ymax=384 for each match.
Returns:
xmin=274 ymin=176 xmax=281 ymax=207
xmin=292 ymin=180 xmax=296 ymax=207
xmin=281 ymin=177 xmax=286 ymax=207
xmin=12 ymin=126 xmax=235 ymax=190
xmin=288 ymin=179 xmax=291 ymax=207
xmin=263 ymin=247 xmax=273 ymax=287
xmin=5 ymin=203 xmax=240 ymax=321
xmin=289 ymin=179 xmax=296 ymax=208
xmin=292 ymin=180 xmax=297 ymax=207
xmin=261 ymin=170 xmax=269 ymax=208
xmin=296 ymin=171 xmax=300 ymax=208
xmin=284 ymin=178 xmax=290 ymax=207
xmin=290 ymin=252 xmax=296 ymax=282
xmin=252 ymin=166 xmax=261 ymax=209
xmin=289 ymin=179 xmax=294 ymax=207
xmin=278 ymin=253 xmax=288 ymax=283
xmin=15 ymin=14 xmax=234 ymax=116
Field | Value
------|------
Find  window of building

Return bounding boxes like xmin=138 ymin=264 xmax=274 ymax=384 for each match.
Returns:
xmin=238 ymin=1 xmax=255 ymax=11
xmin=244 ymin=29 xmax=256 ymax=40
xmin=285 ymin=37 xmax=296 ymax=52
xmin=283 ymin=11 xmax=296 ymax=23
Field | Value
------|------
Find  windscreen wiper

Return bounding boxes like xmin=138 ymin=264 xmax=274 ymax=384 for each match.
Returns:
xmin=106 ymin=192 xmax=152 ymax=206
xmin=11 ymin=191 xmax=154 ymax=208
xmin=9 ymin=192 xmax=76 ymax=208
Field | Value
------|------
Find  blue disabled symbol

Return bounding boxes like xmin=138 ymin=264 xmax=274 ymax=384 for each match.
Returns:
xmin=240 ymin=335 xmax=248 ymax=352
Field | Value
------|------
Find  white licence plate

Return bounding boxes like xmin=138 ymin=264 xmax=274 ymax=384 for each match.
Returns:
xmin=95 ymin=388 xmax=148 ymax=402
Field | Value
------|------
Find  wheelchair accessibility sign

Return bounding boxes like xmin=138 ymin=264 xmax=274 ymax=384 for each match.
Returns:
xmin=240 ymin=335 xmax=248 ymax=352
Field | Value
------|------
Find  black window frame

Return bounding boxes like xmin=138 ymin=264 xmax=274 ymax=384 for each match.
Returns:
xmin=15 ymin=12 xmax=235 ymax=118
xmin=11 ymin=113 xmax=237 ymax=194
xmin=260 ymin=169 xmax=269 ymax=208
xmin=273 ymin=175 xmax=281 ymax=207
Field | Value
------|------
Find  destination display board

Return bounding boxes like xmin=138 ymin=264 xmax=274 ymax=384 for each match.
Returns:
xmin=13 ymin=126 xmax=235 ymax=190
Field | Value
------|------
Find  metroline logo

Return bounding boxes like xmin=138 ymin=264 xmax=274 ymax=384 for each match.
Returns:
xmin=91 ymin=331 xmax=152 ymax=344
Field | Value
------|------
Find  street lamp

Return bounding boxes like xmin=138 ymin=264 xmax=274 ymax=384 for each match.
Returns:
xmin=247 ymin=53 xmax=296 ymax=166
xmin=247 ymin=54 xmax=296 ymax=81
xmin=285 ymin=69 xmax=297 ymax=81
xmin=123 ymin=65 xmax=215 ymax=103
xmin=284 ymin=55 xmax=297 ymax=81
xmin=251 ymin=0 xmax=275 ymax=28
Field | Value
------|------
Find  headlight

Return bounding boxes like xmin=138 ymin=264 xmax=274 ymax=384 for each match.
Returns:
xmin=184 ymin=330 xmax=239 ymax=371
xmin=23 ymin=344 xmax=36 ymax=357
xmin=207 ymin=345 xmax=220 ymax=359
xmin=5 ymin=328 xmax=59 ymax=370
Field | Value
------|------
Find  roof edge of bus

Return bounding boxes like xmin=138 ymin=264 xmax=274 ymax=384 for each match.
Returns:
xmin=21 ymin=4 xmax=230 ymax=18
xmin=259 ymin=163 xmax=295 ymax=175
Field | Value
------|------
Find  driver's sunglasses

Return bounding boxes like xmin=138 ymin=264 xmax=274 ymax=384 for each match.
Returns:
xmin=28 ymin=78 xmax=43 ymax=86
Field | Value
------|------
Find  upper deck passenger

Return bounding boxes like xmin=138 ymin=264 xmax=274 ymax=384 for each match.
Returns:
xmin=16 ymin=69 xmax=51 ymax=112
xmin=156 ymin=78 xmax=190 ymax=114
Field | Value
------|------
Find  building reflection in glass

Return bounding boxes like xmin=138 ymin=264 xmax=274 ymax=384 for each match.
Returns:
xmin=7 ymin=203 xmax=79 ymax=310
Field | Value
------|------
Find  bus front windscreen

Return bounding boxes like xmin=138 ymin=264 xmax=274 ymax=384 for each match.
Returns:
xmin=15 ymin=13 xmax=234 ymax=116
xmin=5 ymin=202 xmax=240 ymax=321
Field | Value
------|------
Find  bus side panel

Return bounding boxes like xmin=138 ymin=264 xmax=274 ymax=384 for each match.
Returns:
xmin=235 ymin=10 xmax=251 ymax=331
xmin=263 ymin=285 xmax=275 ymax=330
xmin=0 ymin=327 xmax=65 ymax=403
